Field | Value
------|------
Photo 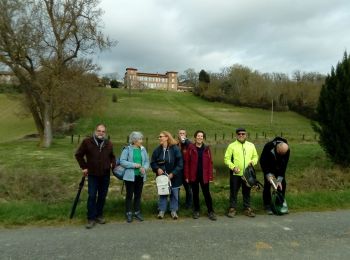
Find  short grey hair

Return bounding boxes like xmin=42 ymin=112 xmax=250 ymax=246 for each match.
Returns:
xmin=129 ymin=131 xmax=143 ymax=144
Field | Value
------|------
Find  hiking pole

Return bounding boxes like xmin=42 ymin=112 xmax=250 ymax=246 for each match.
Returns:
xmin=69 ymin=176 xmax=86 ymax=219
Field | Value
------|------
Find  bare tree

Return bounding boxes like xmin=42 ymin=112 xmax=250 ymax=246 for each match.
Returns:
xmin=0 ymin=0 xmax=114 ymax=147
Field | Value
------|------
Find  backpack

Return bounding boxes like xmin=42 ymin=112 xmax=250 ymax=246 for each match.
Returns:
xmin=241 ymin=165 xmax=263 ymax=190
xmin=271 ymin=190 xmax=288 ymax=215
xmin=112 ymin=147 xmax=128 ymax=180
xmin=155 ymin=174 xmax=171 ymax=195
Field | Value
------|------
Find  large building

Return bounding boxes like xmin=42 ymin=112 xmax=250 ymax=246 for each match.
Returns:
xmin=124 ymin=68 xmax=178 ymax=90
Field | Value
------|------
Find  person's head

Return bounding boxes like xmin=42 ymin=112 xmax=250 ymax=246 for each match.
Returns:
xmin=178 ymin=129 xmax=187 ymax=142
xmin=235 ymin=127 xmax=247 ymax=143
xmin=129 ymin=131 xmax=143 ymax=147
xmin=194 ymin=130 xmax=206 ymax=146
xmin=94 ymin=124 xmax=107 ymax=139
xmin=276 ymin=142 xmax=289 ymax=155
xmin=158 ymin=131 xmax=178 ymax=147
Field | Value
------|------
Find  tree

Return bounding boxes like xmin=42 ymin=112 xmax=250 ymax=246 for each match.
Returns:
xmin=313 ymin=52 xmax=350 ymax=166
xmin=110 ymin=79 xmax=119 ymax=88
xmin=0 ymin=0 xmax=113 ymax=147
xmin=197 ymin=69 xmax=210 ymax=95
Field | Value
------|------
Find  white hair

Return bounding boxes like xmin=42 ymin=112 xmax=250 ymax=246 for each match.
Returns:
xmin=129 ymin=131 xmax=143 ymax=144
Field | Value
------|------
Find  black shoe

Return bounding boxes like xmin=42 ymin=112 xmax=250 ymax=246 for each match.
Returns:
xmin=192 ymin=211 xmax=200 ymax=219
xmin=126 ymin=212 xmax=133 ymax=223
xmin=208 ymin=211 xmax=217 ymax=221
xmin=85 ymin=220 xmax=95 ymax=229
xmin=134 ymin=212 xmax=144 ymax=222
xmin=265 ymin=206 xmax=273 ymax=215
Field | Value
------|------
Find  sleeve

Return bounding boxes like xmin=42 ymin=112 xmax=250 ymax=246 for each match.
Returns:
xmin=150 ymin=148 xmax=159 ymax=173
xmin=109 ymin=142 xmax=116 ymax=169
xmin=120 ymin=147 xmax=136 ymax=169
xmin=224 ymin=144 xmax=234 ymax=170
xmin=259 ymin=144 xmax=273 ymax=175
xmin=208 ymin=147 xmax=214 ymax=181
xmin=251 ymin=144 xmax=259 ymax=166
xmin=171 ymin=146 xmax=183 ymax=176
xmin=142 ymin=149 xmax=150 ymax=170
xmin=75 ymin=140 xmax=88 ymax=170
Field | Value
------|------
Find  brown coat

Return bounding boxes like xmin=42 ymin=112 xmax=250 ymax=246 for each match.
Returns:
xmin=75 ymin=137 xmax=116 ymax=176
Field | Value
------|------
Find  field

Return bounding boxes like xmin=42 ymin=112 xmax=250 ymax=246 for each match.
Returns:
xmin=0 ymin=89 xmax=349 ymax=226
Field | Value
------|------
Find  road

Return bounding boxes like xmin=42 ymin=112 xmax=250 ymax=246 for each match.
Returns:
xmin=1 ymin=210 xmax=349 ymax=260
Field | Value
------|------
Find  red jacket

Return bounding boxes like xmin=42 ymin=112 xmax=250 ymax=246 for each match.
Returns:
xmin=184 ymin=143 xmax=213 ymax=184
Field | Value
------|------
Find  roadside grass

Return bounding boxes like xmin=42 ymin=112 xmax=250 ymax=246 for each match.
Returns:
xmin=1 ymin=89 xmax=350 ymax=226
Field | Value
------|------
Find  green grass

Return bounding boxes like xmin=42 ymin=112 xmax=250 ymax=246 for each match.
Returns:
xmin=0 ymin=88 xmax=349 ymax=226
xmin=0 ymin=94 xmax=36 ymax=142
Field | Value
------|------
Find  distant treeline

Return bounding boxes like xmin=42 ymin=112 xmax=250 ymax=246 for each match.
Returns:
xmin=188 ymin=65 xmax=326 ymax=119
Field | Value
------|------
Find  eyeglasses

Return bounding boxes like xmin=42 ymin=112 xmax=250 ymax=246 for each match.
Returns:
xmin=237 ymin=133 xmax=246 ymax=136
xmin=158 ymin=135 xmax=166 ymax=138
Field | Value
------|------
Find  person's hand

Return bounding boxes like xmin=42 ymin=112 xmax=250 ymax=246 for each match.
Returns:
xmin=276 ymin=182 xmax=283 ymax=191
xmin=82 ymin=169 xmax=88 ymax=176
xmin=185 ymin=178 xmax=189 ymax=183
xmin=157 ymin=168 xmax=164 ymax=176
xmin=140 ymin=167 xmax=145 ymax=175
xmin=168 ymin=173 xmax=174 ymax=179
xmin=134 ymin=163 xmax=141 ymax=168
xmin=233 ymin=167 xmax=240 ymax=174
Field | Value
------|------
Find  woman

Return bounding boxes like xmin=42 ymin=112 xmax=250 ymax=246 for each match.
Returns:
xmin=151 ymin=131 xmax=183 ymax=220
xmin=119 ymin=131 xmax=149 ymax=223
xmin=184 ymin=130 xmax=216 ymax=221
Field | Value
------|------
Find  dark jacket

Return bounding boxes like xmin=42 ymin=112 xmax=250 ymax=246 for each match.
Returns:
xmin=151 ymin=145 xmax=183 ymax=188
xmin=260 ymin=137 xmax=290 ymax=179
xmin=184 ymin=143 xmax=213 ymax=184
xmin=75 ymin=136 xmax=116 ymax=176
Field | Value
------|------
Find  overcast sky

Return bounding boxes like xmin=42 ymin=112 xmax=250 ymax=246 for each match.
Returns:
xmin=94 ymin=0 xmax=350 ymax=79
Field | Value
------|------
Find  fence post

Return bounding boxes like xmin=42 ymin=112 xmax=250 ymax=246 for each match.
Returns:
xmin=281 ymin=132 xmax=283 ymax=137
xmin=146 ymin=137 xmax=149 ymax=151
xmin=71 ymin=134 xmax=73 ymax=144
xmin=78 ymin=135 xmax=80 ymax=144
xmin=232 ymin=132 xmax=234 ymax=139
xmin=302 ymin=134 xmax=305 ymax=140
xmin=214 ymin=133 xmax=217 ymax=142
xmin=223 ymin=133 xmax=225 ymax=140
xmin=256 ymin=133 xmax=258 ymax=139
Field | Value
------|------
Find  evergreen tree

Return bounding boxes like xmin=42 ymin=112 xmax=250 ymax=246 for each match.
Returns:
xmin=313 ymin=52 xmax=350 ymax=166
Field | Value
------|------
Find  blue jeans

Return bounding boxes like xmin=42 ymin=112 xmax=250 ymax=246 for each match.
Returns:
xmin=158 ymin=187 xmax=179 ymax=212
xmin=87 ymin=174 xmax=110 ymax=220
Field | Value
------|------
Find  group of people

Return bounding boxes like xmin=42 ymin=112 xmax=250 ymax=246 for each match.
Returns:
xmin=75 ymin=124 xmax=290 ymax=229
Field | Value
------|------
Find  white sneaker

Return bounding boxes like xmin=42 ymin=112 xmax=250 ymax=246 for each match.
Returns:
xmin=171 ymin=211 xmax=178 ymax=220
xmin=157 ymin=211 xmax=165 ymax=219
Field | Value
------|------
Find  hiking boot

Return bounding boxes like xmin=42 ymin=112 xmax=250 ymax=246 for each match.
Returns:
xmin=227 ymin=208 xmax=236 ymax=218
xmin=85 ymin=220 xmax=95 ymax=229
xmin=192 ymin=211 xmax=200 ymax=219
xmin=96 ymin=216 xmax=106 ymax=224
xmin=171 ymin=211 xmax=178 ymax=220
xmin=208 ymin=211 xmax=217 ymax=221
xmin=244 ymin=208 xmax=256 ymax=217
xmin=134 ymin=211 xmax=144 ymax=222
xmin=126 ymin=212 xmax=133 ymax=223
xmin=265 ymin=206 xmax=273 ymax=215
xmin=157 ymin=211 xmax=165 ymax=219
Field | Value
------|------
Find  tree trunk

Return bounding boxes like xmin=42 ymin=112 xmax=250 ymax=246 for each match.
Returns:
xmin=42 ymin=103 xmax=53 ymax=148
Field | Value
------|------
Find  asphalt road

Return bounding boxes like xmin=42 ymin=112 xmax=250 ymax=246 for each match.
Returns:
xmin=1 ymin=210 xmax=350 ymax=260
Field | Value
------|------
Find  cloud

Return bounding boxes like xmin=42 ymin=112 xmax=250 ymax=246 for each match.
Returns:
xmin=95 ymin=0 xmax=350 ymax=78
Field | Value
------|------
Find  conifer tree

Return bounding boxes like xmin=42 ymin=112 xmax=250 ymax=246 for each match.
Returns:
xmin=313 ymin=52 xmax=350 ymax=166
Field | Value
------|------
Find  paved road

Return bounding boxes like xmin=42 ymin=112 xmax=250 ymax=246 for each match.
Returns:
xmin=1 ymin=210 xmax=350 ymax=260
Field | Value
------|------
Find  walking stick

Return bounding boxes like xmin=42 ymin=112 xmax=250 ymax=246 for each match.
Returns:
xmin=69 ymin=176 xmax=86 ymax=219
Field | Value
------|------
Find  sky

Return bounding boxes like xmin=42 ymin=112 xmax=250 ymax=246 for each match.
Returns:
xmin=94 ymin=0 xmax=350 ymax=79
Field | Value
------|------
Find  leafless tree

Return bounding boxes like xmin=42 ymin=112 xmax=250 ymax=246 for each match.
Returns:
xmin=0 ymin=0 xmax=114 ymax=147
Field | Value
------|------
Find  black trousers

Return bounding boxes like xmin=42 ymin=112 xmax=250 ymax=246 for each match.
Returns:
xmin=190 ymin=179 xmax=213 ymax=213
xmin=125 ymin=176 xmax=144 ymax=213
xmin=181 ymin=180 xmax=193 ymax=207
xmin=263 ymin=174 xmax=287 ymax=207
xmin=229 ymin=174 xmax=251 ymax=209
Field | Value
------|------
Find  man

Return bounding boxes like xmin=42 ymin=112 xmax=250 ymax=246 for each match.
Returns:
xmin=75 ymin=124 xmax=116 ymax=228
xmin=260 ymin=137 xmax=290 ymax=215
xmin=177 ymin=129 xmax=193 ymax=209
xmin=224 ymin=127 xmax=259 ymax=218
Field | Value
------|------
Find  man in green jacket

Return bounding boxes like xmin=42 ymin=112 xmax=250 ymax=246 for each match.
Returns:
xmin=224 ymin=127 xmax=258 ymax=218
